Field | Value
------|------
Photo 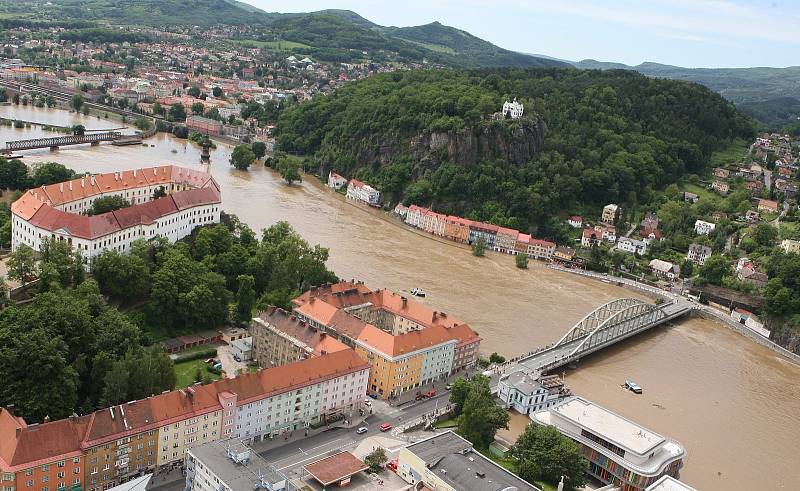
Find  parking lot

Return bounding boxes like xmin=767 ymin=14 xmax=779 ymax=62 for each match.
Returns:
xmin=216 ymin=344 xmax=249 ymax=377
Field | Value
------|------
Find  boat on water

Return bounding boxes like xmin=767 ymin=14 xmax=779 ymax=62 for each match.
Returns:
xmin=624 ymin=380 xmax=643 ymax=394
xmin=410 ymin=288 xmax=426 ymax=297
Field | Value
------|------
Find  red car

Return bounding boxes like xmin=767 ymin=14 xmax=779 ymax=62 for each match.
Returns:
xmin=379 ymin=423 xmax=392 ymax=432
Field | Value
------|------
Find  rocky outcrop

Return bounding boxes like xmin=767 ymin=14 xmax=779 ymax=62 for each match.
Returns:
xmin=410 ymin=118 xmax=546 ymax=169
xmin=353 ymin=117 xmax=547 ymax=176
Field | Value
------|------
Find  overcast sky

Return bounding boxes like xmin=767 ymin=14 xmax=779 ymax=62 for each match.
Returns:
xmin=246 ymin=0 xmax=798 ymax=68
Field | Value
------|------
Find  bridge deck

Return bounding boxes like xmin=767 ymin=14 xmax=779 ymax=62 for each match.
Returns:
xmin=506 ymin=299 xmax=692 ymax=375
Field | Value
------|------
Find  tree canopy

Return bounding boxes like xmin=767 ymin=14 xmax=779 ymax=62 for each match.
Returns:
xmin=230 ymin=144 xmax=255 ymax=170
xmin=510 ymin=423 xmax=588 ymax=490
xmin=450 ymin=375 xmax=509 ymax=448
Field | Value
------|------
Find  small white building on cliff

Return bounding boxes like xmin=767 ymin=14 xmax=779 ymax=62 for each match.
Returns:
xmin=502 ymin=98 xmax=524 ymax=120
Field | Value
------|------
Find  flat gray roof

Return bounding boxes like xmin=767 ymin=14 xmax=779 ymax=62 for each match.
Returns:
xmin=552 ymin=397 xmax=665 ymax=456
xmin=404 ymin=431 xmax=539 ymax=491
xmin=189 ymin=440 xmax=291 ymax=491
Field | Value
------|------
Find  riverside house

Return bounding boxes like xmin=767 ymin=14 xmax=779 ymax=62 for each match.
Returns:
xmin=468 ymin=221 xmax=499 ymax=248
xmin=494 ymin=227 xmax=520 ymax=253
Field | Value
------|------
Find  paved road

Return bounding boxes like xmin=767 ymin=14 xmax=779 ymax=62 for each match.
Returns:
xmin=144 ymin=391 xmax=454 ymax=491
xmin=259 ymin=394 xmax=451 ymax=474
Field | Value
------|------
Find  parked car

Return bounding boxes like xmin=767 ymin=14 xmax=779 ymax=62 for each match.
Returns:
xmin=356 ymin=427 xmax=368 ymax=434
xmin=233 ymin=354 xmax=241 ymax=362
xmin=379 ymin=423 xmax=392 ymax=432
xmin=445 ymin=384 xmax=453 ymax=390
xmin=363 ymin=399 xmax=372 ymax=406
xmin=423 ymin=390 xmax=436 ymax=398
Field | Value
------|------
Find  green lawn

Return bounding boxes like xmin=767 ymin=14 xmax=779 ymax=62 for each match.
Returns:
xmin=433 ymin=417 xmax=459 ymax=429
xmin=709 ymin=138 xmax=750 ymax=168
xmin=780 ymin=221 xmax=800 ymax=240
xmin=173 ymin=359 xmax=221 ymax=389
xmin=680 ymin=182 xmax=717 ymax=202
xmin=231 ymin=39 xmax=311 ymax=50
xmin=395 ymin=37 xmax=457 ymax=54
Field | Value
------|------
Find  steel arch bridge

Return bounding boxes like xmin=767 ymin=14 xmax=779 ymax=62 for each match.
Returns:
xmin=513 ymin=297 xmax=690 ymax=374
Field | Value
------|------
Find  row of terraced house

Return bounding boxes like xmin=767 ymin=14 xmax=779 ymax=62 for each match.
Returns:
xmin=0 ymin=350 xmax=370 ymax=491
xmin=395 ymin=204 xmax=556 ymax=261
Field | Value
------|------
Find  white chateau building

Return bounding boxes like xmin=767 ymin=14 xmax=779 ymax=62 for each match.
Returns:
xmin=502 ymin=98 xmax=524 ymax=119
xmin=11 ymin=165 xmax=221 ymax=262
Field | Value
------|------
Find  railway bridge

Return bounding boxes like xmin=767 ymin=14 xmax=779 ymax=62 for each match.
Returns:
xmin=2 ymin=131 xmax=122 ymax=153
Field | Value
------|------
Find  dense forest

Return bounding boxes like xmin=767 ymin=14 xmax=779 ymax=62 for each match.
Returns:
xmin=276 ymin=68 xmax=756 ymax=234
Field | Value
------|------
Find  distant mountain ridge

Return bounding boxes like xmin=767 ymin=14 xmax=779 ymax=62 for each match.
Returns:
xmin=0 ymin=0 xmax=564 ymax=70
xmin=574 ymin=59 xmax=800 ymax=125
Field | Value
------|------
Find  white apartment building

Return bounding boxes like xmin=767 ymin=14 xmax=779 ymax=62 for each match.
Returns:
xmin=686 ymin=243 xmax=712 ymax=265
xmin=616 ymin=237 xmax=647 ymax=255
xmin=694 ymin=219 xmax=716 ymax=235
xmin=11 ymin=166 xmax=220 ymax=263
xmin=345 ymin=179 xmax=381 ymax=206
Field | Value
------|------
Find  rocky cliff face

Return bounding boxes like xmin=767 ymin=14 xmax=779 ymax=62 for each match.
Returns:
xmin=354 ymin=117 xmax=547 ymax=175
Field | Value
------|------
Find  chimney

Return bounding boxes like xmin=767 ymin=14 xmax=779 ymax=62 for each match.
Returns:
xmin=59 ymin=183 xmax=63 ymax=193
xmin=90 ymin=175 xmax=95 ymax=186
xmin=401 ymin=297 xmax=407 ymax=307
xmin=68 ymin=181 xmax=72 ymax=191
xmin=80 ymin=177 xmax=85 ymax=188
xmin=5 ymin=404 xmax=14 ymax=415
xmin=133 ymin=169 xmax=137 ymax=178
xmin=43 ymin=415 xmax=50 ymax=423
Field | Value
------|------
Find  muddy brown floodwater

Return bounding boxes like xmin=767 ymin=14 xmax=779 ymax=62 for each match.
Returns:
xmin=2 ymin=108 xmax=799 ymax=490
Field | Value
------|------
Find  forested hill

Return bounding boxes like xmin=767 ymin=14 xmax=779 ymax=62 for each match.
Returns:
xmin=574 ymin=60 xmax=800 ymax=126
xmin=0 ymin=1 xmax=563 ymax=69
xmin=276 ymin=69 xmax=755 ymax=233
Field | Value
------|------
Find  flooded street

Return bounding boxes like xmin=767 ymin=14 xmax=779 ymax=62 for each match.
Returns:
xmin=2 ymin=107 xmax=799 ymax=490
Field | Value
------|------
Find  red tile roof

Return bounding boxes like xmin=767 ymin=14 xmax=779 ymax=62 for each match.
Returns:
xmin=0 ymin=410 xmax=90 ymax=470
xmin=15 ymin=166 xmax=220 ymax=240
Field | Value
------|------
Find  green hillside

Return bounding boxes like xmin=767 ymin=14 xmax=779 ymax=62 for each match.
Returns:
xmin=383 ymin=21 xmax=559 ymax=68
xmin=276 ymin=69 xmax=755 ymax=233
xmin=0 ymin=0 xmax=273 ymax=25
xmin=0 ymin=1 xmax=563 ymax=69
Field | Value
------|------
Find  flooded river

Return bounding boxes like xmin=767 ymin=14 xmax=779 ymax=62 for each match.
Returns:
xmin=2 ymin=107 xmax=799 ymax=490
